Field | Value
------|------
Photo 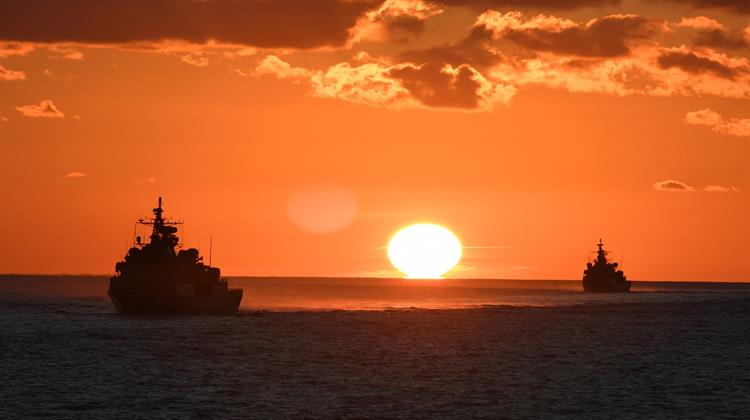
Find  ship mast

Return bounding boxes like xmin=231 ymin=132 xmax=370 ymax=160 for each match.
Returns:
xmin=153 ymin=197 xmax=164 ymax=228
xmin=148 ymin=196 xmax=164 ymax=241
xmin=596 ymin=238 xmax=608 ymax=263
xmin=134 ymin=197 xmax=183 ymax=245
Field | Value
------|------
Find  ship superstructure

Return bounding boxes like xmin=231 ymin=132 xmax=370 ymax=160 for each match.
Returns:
xmin=108 ymin=197 xmax=243 ymax=314
xmin=582 ymin=240 xmax=631 ymax=293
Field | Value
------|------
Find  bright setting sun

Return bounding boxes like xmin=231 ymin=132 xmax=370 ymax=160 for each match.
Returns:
xmin=387 ymin=223 xmax=462 ymax=279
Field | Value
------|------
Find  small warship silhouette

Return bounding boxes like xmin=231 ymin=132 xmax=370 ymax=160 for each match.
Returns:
xmin=109 ymin=197 xmax=243 ymax=315
xmin=582 ymin=239 xmax=631 ymax=293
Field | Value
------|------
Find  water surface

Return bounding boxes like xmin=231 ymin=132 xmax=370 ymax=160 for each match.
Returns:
xmin=1 ymin=276 xmax=748 ymax=418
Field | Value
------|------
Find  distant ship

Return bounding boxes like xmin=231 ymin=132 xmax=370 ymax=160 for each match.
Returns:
xmin=582 ymin=240 xmax=631 ymax=293
xmin=109 ymin=197 xmax=243 ymax=315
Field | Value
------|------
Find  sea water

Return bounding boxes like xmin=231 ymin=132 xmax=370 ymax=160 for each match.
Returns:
xmin=1 ymin=276 xmax=749 ymax=418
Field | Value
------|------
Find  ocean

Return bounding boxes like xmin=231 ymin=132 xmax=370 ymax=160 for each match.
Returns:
xmin=1 ymin=276 xmax=749 ymax=418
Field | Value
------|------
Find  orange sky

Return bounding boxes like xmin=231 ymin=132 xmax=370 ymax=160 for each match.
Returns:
xmin=0 ymin=0 xmax=748 ymax=281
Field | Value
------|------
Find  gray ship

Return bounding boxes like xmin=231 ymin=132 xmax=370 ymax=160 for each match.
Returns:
xmin=109 ymin=198 xmax=243 ymax=315
xmin=582 ymin=239 xmax=631 ymax=293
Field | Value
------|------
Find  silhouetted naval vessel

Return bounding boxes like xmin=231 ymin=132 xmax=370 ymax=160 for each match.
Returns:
xmin=582 ymin=240 xmax=631 ymax=293
xmin=109 ymin=198 xmax=243 ymax=315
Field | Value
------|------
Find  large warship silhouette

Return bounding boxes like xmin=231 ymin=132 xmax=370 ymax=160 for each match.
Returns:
xmin=109 ymin=197 xmax=243 ymax=315
xmin=582 ymin=239 xmax=631 ymax=292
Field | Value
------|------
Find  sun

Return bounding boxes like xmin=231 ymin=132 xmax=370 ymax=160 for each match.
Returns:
xmin=387 ymin=223 xmax=462 ymax=279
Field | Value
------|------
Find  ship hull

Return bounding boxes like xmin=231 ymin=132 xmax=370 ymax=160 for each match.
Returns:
xmin=582 ymin=279 xmax=631 ymax=293
xmin=108 ymin=287 xmax=243 ymax=315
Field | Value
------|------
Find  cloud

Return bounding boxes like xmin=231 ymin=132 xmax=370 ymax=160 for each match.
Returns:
xmin=256 ymin=55 xmax=411 ymax=107
xmin=387 ymin=62 xmax=516 ymax=109
xmin=0 ymin=0 xmax=377 ymax=49
xmin=222 ymin=48 xmax=257 ymax=60
xmin=310 ymin=59 xmax=417 ymax=107
xmin=713 ymin=119 xmax=750 ymax=137
xmin=654 ymin=179 xmax=695 ymax=192
xmin=192 ymin=8 xmax=750 ymax=111
xmin=685 ymin=108 xmax=750 ymax=136
xmin=0 ymin=42 xmax=34 ymax=57
xmin=134 ymin=176 xmax=157 ymax=185
xmin=675 ymin=16 xmax=724 ymax=30
xmin=349 ymin=0 xmax=444 ymax=44
xmin=398 ymin=32 xmax=503 ymax=70
xmin=65 ymin=171 xmax=86 ymax=178
xmin=694 ymin=29 xmax=748 ymax=50
xmin=654 ymin=179 xmax=740 ymax=192
xmin=59 ymin=49 xmax=84 ymax=60
xmin=16 ymin=100 xmax=65 ymax=118
xmin=40 ymin=44 xmax=85 ymax=60
xmin=666 ymin=0 xmax=750 ymax=14
xmin=657 ymin=48 xmax=747 ymax=79
xmin=703 ymin=185 xmax=740 ymax=192
xmin=0 ymin=65 xmax=25 ymax=81
xmin=474 ymin=11 xmax=666 ymax=57
xmin=389 ymin=13 xmax=747 ymax=103
xmin=685 ymin=108 xmax=722 ymax=126
xmin=675 ymin=19 xmax=749 ymax=50
xmin=482 ymin=46 xmax=750 ymax=100
xmin=263 ymin=26 xmax=750 ymax=111
xmin=64 ymin=50 xmax=84 ymax=60
xmin=254 ymin=55 xmax=313 ymax=80
xmin=181 ymin=52 xmax=210 ymax=67
xmin=437 ymin=0 xmax=621 ymax=9
xmin=257 ymin=54 xmax=516 ymax=110
xmin=1 ymin=41 xmax=87 ymax=62
xmin=0 ymin=116 xmax=8 ymax=122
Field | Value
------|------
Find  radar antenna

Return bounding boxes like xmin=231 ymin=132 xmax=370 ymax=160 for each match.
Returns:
xmin=209 ymin=235 xmax=213 ymax=267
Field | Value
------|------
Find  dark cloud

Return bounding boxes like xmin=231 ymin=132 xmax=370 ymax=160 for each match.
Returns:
xmin=398 ymin=35 xmax=501 ymax=70
xmin=668 ymin=0 xmax=750 ymax=13
xmin=0 ymin=0 xmax=378 ymax=49
xmin=348 ymin=1 xmax=444 ymax=45
xmin=441 ymin=0 xmax=748 ymax=12
xmin=498 ymin=15 xmax=663 ymax=57
xmin=694 ymin=29 xmax=748 ymax=50
xmin=384 ymin=15 xmax=429 ymax=42
xmin=399 ymin=13 xmax=663 ymax=72
xmin=562 ymin=58 xmax=604 ymax=68
xmin=388 ymin=62 xmax=483 ymax=109
xmin=657 ymin=50 xmax=740 ymax=79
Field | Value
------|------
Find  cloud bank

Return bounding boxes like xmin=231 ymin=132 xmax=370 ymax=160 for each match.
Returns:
xmin=0 ymin=0 xmax=378 ymax=49
xmin=2 ymin=2 xmax=749 ymax=111
xmin=253 ymin=8 xmax=750 ymax=110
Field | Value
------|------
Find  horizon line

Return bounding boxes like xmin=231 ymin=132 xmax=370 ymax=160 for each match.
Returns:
xmin=0 ymin=274 xmax=747 ymax=284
